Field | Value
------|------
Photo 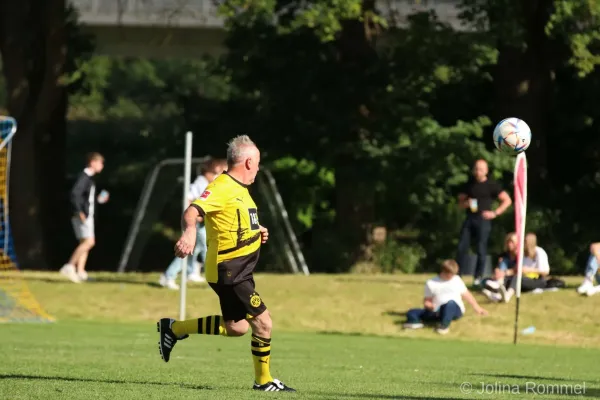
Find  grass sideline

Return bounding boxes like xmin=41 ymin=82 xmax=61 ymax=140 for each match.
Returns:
xmin=16 ymin=271 xmax=600 ymax=347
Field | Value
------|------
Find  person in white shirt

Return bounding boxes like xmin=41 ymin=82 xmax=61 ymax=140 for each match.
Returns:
xmin=483 ymin=232 xmax=550 ymax=303
xmin=403 ymin=259 xmax=488 ymax=334
xmin=159 ymin=158 xmax=226 ymax=290
xmin=577 ymin=242 xmax=600 ymax=296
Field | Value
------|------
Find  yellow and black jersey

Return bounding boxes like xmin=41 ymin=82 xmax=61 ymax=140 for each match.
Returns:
xmin=191 ymin=172 xmax=261 ymax=284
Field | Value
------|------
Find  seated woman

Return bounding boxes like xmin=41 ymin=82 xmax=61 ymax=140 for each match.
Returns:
xmin=482 ymin=232 xmax=549 ymax=303
xmin=403 ymin=259 xmax=488 ymax=335
xmin=577 ymin=242 xmax=600 ymax=296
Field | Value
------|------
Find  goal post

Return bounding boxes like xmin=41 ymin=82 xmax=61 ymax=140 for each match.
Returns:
xmin=0 ymin=116 xmax=54 ymax=323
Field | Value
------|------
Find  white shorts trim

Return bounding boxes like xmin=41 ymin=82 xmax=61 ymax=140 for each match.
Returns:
xmin=72 ymin=216 xmax=95 ymax=240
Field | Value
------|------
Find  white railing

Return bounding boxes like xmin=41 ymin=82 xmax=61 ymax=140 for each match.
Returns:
xmin=70 ymin=0 xmax=463 ymax=29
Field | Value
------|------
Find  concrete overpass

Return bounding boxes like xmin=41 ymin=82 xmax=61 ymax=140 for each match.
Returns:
xmin=70 ymin=0 xmax=465 ymax=58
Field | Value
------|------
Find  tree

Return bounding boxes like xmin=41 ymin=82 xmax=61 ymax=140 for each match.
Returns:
xmin=0 ymin=2 xmax=92 ymax=268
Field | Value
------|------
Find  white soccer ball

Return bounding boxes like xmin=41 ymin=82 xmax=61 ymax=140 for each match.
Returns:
xmin=493 ymin=118 xmax=531 ymax=154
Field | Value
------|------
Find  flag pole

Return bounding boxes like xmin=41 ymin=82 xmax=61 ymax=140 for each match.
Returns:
xmin=513 ymin=152 xmax=527 ymax=344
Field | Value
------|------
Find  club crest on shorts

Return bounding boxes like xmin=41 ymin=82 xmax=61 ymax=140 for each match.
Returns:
xmin=199 ymin=190 xmax=211 ymax=200
xmin=250 ymin=293 xmax=261 ymax=308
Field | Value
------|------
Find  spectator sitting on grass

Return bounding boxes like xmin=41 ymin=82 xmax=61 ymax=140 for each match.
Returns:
xmin=482 ymin=232 xmax=549 ymax=303
xmin=403 ymin=259 xmax=488 ymax=335
xmin=577 ymin=242 xmax=600 ymax=296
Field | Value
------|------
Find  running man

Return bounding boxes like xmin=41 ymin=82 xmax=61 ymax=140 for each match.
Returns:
xmin=156 ymin=135 xmax=295 ymax=392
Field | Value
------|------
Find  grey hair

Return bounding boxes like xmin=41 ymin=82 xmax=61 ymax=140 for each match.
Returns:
xmin=226 ymin=135 xmax=257 ymax=167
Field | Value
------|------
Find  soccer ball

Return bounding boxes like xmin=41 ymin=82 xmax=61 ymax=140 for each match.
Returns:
xmin=492 ymin=118 xmax=531 ymax=154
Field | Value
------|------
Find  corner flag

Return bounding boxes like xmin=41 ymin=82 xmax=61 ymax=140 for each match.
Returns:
xmin=513 ymin=152 xmax=527 ymax=344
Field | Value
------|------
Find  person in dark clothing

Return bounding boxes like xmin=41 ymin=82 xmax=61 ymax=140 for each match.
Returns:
xmin=59 ymin=152 xmax=108 ymax=283
xmin=456 ymin=159 xmax=512 ymax=285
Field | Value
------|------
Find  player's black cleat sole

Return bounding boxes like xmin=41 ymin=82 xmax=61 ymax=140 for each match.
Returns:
xmin=157 ymin=318 xmax=187 ymax=363
xmin=253 ymin=379 xmax=296 ymax=392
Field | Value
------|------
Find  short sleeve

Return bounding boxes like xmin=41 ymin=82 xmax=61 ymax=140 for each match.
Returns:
xmin=191 ymin=188 xmax=223 ymax=215
xmin=455 ymin=277 xmax=468 ymax=294
xmin=424 ymin=281 xmax=434 ymax=298
xmin=536 ymin=247 xmax=550 ymax=274
xmin=491 ymin=181 xmax=503 ymax=197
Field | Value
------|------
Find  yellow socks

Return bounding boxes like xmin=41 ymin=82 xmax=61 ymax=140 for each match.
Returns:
xmin=251 ymin=334 xmax=273 ymax=385
xmin=171 ymin=316 xmax=228 ymax=337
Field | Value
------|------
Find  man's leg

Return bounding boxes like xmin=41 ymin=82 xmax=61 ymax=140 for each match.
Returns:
xmin=438 ymin=300 xmax=463 ymax=329
xmin=578 ymin=244 xmax=600 ymax=294
xmin=157 ymin=283 xmax=243 ymax=362
xmin=403 ymin=308 xmax=427 ymax=329
xmin=456 ymin=218 xmax=472 ymax=277
xmin=188 ymin=224 xmax=207 ymax=282
xmin=474 ymin=219 xmax=492 ymax=281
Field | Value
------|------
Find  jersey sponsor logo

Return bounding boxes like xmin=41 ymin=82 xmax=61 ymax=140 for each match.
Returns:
xmin=250 ymin=293 xmax=261 ymax=308
xmin=249 ymin=208 xmax=259 ymax=230
xmin=199 ymin=190 xmax=211 ymax=200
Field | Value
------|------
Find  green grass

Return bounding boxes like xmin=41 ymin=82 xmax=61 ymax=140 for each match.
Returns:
xmin=1 ymin=272 xmax=600 ymax=399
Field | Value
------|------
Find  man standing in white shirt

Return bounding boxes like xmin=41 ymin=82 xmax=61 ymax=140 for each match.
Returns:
xmin=404 ymin=259 xmax=488 ymax=334
xmin=159 ymin=158 xmax=226 ymax=290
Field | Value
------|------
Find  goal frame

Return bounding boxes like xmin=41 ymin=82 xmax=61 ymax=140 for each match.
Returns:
xmin=116 ymin=156 xmax=310 ymax=276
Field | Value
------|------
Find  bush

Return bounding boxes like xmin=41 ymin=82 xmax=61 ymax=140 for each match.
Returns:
xmin=372 ymin=240 xmax=426 ymax=274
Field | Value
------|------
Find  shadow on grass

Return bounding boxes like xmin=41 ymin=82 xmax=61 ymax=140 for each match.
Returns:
xmin=470 ymin=373 xmax=600 ymax=384
xmin=0 ymin=373 xmax=212 ymax=390
xmin=307 ymin=391 xmax=463 ymax=399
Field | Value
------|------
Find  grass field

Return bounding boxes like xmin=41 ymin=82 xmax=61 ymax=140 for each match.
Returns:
xmin=1 ymin=272 xmax=600 ymax=399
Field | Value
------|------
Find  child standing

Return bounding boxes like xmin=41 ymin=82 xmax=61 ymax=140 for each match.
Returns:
xmin=404 ymin=259 xmax=488 ymax=334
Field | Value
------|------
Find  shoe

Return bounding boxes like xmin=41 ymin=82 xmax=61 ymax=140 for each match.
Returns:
xmin=60 ymin=264 xmax=81 ymax=283
xmin=482 ymin=289 xmax=501 ymax=302
xmin=157 ymin=318 xmax=188 ymax=363
xmin=77 ymin=270 xmax=88 ymax=281
xmin=586 ymin=285 xmax=600 ymax=297
xmin=187 ymin=274 xmax=205 ymax=283
xmin=402 ymin=323 xmax=424 ymax=329
xmin=253 ymin=379 xmax=296 ymax=392
xmin=473 ymin=278 xmax=482 ymax=288
xmin=577 ymin=279 xmax=594 ymax=295
xmin=498 ymin=285 xmax=514 ymax=303
xmin=435 ymin=326 xmax=449 ymax=335
xmin=159 ymin=274 xmax=180 ymax=290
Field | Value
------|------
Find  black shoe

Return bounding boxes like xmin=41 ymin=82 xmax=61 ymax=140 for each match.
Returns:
xmin=253 ymin=379 xmax=296 ymax=392
xmin=156 ymin=318 xmax=188 ymax=363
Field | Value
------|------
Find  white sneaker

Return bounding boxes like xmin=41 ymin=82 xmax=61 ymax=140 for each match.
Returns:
xmin=402 ymin=323 xmax=424 ymax=329
xmin=77 ymin=270 xmax=88 ymax=281
xmin=482 ymin=289 xmax=501 ymax=302
xmin=187 ymin=274 xmax=205 ymax=283
xmin=60 ymin=264 xmax=81 ymax=283
xmin=500 ymin=287 xmax=514 ymax=303
xmin=577 ymin=279 xmax=594 ymax=295
xmin=586 ymin=285 xmax=600 ymax=297
xmin=435 ymin=327 xmax=449 ymax=335
xmin=158 ymin=274 xmax=180 ymax=290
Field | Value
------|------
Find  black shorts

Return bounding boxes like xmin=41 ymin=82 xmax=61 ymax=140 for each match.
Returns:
xmin=209 ymin=278 xmax=267 ymax=322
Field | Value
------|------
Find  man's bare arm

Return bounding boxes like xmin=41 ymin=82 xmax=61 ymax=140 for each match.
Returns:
xmin=458 ymin=193 xmax=469 ymax=209
xmin=182 ymin=205 xmax=203 ymax=231
xmin=494 ymin=191 xmax=512 ymax=216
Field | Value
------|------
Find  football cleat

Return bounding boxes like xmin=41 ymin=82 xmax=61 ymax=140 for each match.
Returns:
xmin=157 ymin=318 xmax=188 ymax=363
xmin=253 ymin=378 xmax=296 ymax=392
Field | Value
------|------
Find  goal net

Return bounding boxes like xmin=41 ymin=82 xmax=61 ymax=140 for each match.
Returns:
xmin=117 ymin=157 xmax=309 ymax=276
xmin=0 ymin=116 xmax=54 ymax=322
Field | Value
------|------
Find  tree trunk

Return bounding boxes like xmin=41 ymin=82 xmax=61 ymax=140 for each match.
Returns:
xmin=0 ymin=0 xmax=67 ymax=269
xmin=333 ymin=0 xmax=379 ymax=266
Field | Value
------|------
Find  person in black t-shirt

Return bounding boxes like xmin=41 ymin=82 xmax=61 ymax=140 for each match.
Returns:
xmin=456 ymin=159 xmax=512 ymax=285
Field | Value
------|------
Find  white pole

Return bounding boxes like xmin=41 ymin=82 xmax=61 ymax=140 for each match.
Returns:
xmin=179 ymin=131 xmax=193 ymax=321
